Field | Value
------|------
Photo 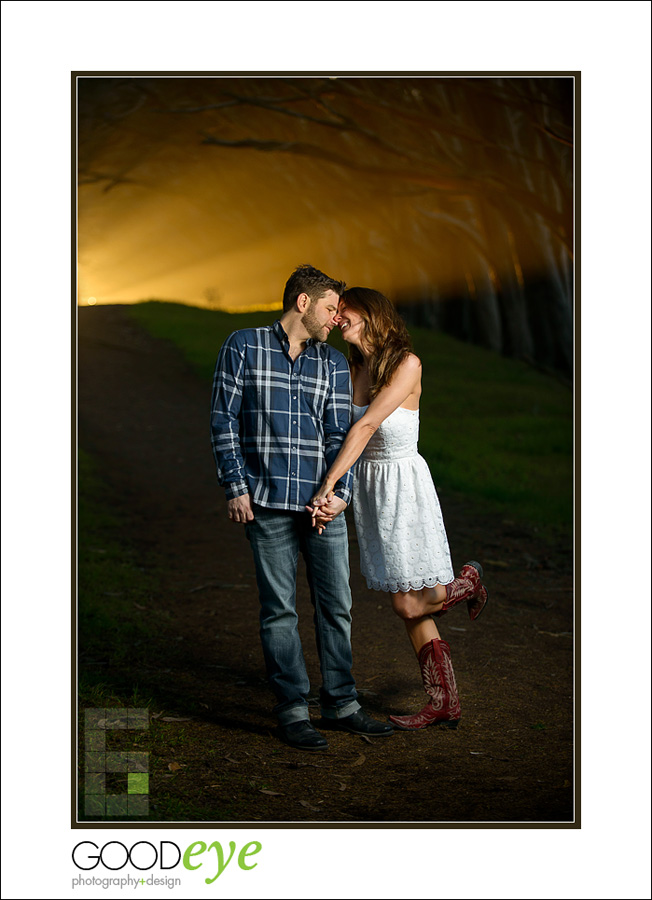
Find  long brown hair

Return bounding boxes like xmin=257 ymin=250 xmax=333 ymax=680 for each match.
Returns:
xmin=341 ymin=287 xmax=413 ymax=400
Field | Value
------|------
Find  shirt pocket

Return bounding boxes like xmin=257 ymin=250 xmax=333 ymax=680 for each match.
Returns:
xmin=305 ymin=380 xmax=328 ymax=421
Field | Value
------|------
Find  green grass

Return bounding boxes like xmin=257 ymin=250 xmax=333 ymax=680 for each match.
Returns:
xmin=411 ymin=328 xmax=573 ymax=533
xmin=127 ymin=300 xmax=572 ymax=538
xmin=128 ymin=300 xmax=281 ymax=382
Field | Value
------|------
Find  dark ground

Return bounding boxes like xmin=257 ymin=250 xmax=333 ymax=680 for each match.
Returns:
xmin=78 ymin=305 xmax=575 ymax=824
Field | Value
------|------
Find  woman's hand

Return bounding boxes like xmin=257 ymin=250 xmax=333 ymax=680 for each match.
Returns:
xmin=310 ymin=483 xmax=335 ymax=509
xmin=306 ymin=488 xmax=346 ymax=535
xmin=308 ymin=485 xmax=334 ymax=533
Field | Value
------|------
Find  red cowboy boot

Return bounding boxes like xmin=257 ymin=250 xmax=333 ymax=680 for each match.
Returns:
xmin=389 ymin=639 xmax=461 ymax=730
xmin=434 ymin=560 xmax=489 ymax=622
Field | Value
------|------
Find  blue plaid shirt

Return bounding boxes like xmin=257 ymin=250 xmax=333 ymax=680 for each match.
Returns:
xmin=210 ymin=320 xmax=354 ymax=511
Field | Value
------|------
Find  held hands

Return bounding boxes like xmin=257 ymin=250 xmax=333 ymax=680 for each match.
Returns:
xmin=305 ymin=486 xmax=347 ymax=535
xmin=227 ymin=490 xmax=344 ymax=534
xmin=227 ymin=493 xmax=255 ymax=524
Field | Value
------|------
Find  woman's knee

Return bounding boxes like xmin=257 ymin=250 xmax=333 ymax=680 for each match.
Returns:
xmin=391 ymin=592 xmax=421 ymax=621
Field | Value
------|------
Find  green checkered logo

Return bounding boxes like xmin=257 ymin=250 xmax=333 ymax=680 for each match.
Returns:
xmin=84 ymin=709 xmax=149 ymax=816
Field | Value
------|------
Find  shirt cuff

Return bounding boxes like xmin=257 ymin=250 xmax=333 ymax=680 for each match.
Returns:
xmin=332 ymin=485 xmax=351 ymax=506
xmin=224 ymin=480 xmax=249 ymax=500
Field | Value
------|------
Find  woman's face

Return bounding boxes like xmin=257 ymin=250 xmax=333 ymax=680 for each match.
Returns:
xmin=336 ymin=301 xmax=366 ymax=346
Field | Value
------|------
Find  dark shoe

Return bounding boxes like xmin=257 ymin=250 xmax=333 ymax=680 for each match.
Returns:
xmin=321 ymin=708 xmax=393 ymax=737
xmin=277 ymin=720 xmax=328 ymax=752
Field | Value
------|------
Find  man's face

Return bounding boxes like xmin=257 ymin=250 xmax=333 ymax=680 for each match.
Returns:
xmin=301 ymin=289 xmax=341 ymax=342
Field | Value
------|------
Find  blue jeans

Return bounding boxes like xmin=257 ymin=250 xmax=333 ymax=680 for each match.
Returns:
xmin=245 ymin=504 xmax=360 ymax=726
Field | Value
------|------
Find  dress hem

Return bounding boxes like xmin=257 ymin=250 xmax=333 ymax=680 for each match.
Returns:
xmin=365 ymin=576 xmax=455 ymax=594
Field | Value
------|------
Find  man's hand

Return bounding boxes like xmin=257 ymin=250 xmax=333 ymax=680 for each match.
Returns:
xmin=227 ymin=494 xmax=255 ymax=524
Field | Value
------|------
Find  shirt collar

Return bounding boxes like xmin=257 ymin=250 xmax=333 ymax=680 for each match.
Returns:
xmin=272 ymin=319 xmax=317 ymax=349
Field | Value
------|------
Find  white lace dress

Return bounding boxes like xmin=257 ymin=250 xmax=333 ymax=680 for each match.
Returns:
xmin=351 ymin=403 xmax=454 ymax=593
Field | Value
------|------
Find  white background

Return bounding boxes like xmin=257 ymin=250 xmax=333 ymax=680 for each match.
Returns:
xmin=2 ymin=1 xmax=651 ymax=898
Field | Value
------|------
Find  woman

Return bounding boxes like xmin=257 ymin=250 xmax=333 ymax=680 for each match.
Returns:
xmin=308 ymin=287 xmax=488 ymax=730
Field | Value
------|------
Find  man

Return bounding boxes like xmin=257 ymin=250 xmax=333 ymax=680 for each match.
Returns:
xmin=210 ymin=264 xmax=393 ymax=751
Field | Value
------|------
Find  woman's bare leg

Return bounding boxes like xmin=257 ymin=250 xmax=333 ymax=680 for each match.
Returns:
xmin=391 ymin=585 xmax=446 ymax=618
xmin=391 ymin=587 xmax=447 ymax=653
xmin=389 ymin=587 xmax=462 ymax=729
xmin=403 ymin=615 xmax=441 ymax=653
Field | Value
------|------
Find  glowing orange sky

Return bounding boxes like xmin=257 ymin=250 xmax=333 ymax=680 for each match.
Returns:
xmin=77 ymin=77 xmax=572 ymax=310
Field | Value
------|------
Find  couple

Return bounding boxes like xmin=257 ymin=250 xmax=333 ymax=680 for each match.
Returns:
xmin=210 ymin=264 xmax=488 ymax=751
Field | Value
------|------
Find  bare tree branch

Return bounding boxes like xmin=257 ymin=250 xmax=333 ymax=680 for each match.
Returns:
xmin=199 ymin=132 xmax=571 ymax=250
xmin=78 ymin=170 xmax=137 ymax=192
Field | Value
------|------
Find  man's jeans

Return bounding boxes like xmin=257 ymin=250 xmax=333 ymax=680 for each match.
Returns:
xmin=245 ymin=504 xmax=360 ymax=726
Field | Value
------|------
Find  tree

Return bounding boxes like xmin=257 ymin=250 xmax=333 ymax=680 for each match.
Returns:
xmin=78 ymin=75 xmax=574 ymax=374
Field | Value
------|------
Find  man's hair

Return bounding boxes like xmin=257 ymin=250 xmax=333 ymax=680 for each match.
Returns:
xmin=282 ymin=264 xmax=346 ymax=312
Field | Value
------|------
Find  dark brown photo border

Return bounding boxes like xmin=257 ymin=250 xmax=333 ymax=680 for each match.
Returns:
xmin=71 ymin=69 xmax=580 ymax=830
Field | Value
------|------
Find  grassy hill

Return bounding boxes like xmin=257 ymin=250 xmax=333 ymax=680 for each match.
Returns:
xmin=127 ymin=301 xmax=572 ymax=540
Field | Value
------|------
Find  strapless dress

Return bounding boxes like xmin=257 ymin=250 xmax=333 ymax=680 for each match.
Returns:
xmin=351 ymin=403 xmax=454 ymax=593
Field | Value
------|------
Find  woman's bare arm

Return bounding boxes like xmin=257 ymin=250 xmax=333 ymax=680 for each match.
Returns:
xmin=309 ymin=354 xmax=422 ymax=506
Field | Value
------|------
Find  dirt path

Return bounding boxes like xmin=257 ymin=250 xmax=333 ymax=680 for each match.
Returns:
xmin=78 ymin=305 xmax=574 ymax=823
